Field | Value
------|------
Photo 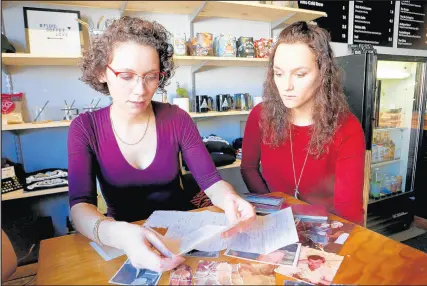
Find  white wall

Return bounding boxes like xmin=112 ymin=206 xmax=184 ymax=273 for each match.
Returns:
xmin=2 ymin=1 xmax=427 ymax=236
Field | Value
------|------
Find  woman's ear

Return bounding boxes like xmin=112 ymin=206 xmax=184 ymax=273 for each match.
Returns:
xmin=99 ymin=71 xmax=107 ymax=83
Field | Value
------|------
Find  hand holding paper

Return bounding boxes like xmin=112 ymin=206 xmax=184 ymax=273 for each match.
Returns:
xmin=113 ymin=223 xmax=184 ymax=273
xmin=220 ymin=192 xmax=257 ymax=238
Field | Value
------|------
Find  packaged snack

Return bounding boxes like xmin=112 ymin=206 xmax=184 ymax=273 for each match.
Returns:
xmin=190 ymin=32 xmax=213 ymax=56
xmin=214 ymin=34 xmax=237 ymax=57
xmin=255 ymin=38 xmax=273 ymax=58
xmin=237 ymin=37 xmax=255 ymax=58
xmin=2 ymin=93 xmax=25 ymax=125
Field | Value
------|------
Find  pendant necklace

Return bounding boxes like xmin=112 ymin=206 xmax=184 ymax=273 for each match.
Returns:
xmin=289 ymin=127 xmax=311 ymax=199
xmin=110 ymin=106 xmax=152 ymax=146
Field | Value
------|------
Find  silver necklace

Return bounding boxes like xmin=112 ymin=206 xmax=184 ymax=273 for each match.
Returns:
xmin=289 ymin=127 xmax=311 ymax=199
xmin=110 ymin=107 xmax=152 ymax=146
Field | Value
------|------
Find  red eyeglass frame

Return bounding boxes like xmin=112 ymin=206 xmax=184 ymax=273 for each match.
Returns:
xmin=106 ymin=64 xmax=166 ymax=82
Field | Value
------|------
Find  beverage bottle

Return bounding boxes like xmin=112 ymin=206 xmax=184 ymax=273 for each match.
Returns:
xmin=370 ymin=168 xmax=381 ymax=198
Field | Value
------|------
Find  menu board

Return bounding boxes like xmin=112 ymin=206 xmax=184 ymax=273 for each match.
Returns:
xmin=353 ymin=1 xmax=396 ymax=47
xmin=397 ymin=1 xmax=427 ymax=50
xmin=298 ymin=1 xmax=349 ymax=43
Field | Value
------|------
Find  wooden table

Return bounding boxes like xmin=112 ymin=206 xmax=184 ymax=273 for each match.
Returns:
xmin=36 ymin=193 xmax=427 ymax=285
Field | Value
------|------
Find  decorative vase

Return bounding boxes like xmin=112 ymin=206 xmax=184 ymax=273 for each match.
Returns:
xmin=173 ymin=98 xmax=190 ymax=113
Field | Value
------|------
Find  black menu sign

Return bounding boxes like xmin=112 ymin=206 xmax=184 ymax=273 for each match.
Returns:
xmin=353 ymin=1 xmax=396 ymax=47
xmin=397 ymin=1 xmax=427 ymax=50
xmin=297 ymin=1 xmax=349 ymax=43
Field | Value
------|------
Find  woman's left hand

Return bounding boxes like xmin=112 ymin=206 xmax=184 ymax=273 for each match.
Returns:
xmin=221 ymin=193 xmax=256 ymax=238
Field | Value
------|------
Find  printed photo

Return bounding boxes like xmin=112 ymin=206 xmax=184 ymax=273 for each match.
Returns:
xmin=224 ymin=243 xmax=301 ymax=267
xmin=109 ymin=259 xmax=161 ymax=285
xmin=243 ymin=194 xmax=284 ymax=206
xmin=193 ymin=260 xmax=276 ymax=285
xmin=275 ymin=247 xmax=344 ymax=286
xmin=296 ymin=220 xmax=355 ymax=253
xmin=184 ymin=249 xmax=220 ymax=258
xmin=253 ymin=203 xmax=282 ymax=215
xmin=169 ymin=264 xmax=192 ymax=285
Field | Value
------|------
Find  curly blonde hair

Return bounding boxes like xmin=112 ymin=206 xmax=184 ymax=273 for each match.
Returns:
xmin=79 ymin=16 xmax=174 ymax=95
xmin=261 ymin=21 xmax=350 ymax=157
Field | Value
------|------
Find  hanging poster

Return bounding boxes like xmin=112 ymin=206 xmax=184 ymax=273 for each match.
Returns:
xmin=352 ymin=1 xmax=396 ymax=47
xmin=23 ymin=7 xmax=82 ymax=56
xmin=397 ymin=1 xmax=427 ymax=50
xmin=297 ymin=1 xmax=350 ymax=43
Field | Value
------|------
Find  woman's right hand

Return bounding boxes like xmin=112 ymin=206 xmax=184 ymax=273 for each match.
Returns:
xmin=114 ymin=222 xmax=185 ymax=273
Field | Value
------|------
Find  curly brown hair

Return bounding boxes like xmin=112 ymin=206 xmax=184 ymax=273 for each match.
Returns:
xmin=261 ymin=21 xmax=349 ymax=157
xmin=79 ymin=16 xmax=174 ymax=95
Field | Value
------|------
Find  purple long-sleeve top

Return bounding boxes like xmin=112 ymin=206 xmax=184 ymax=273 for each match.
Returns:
xmin=67 ymin=101 xmax=222 ymax=222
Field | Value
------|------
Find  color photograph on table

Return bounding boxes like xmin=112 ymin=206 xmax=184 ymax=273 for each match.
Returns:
xmin=169 ymin=264 xmax=193 ymax=286
xmin=296 ymin=220 xmax=355 ymax=253
xmin=252 ymin=202 xmax=283 ymax=215
xmin=193 ymin=260 xmax=276 ymax=285
xmin=275 ymin=246 xmax=344 ymax=286
xmin=243 ymin=193 xmax=285 ymax=206
xmin=224 ymin=243 xmax=301 ymax=267
xmin=109 ymin=259 xmax=161 ymax=285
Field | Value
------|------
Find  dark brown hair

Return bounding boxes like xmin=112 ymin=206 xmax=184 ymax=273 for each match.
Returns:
xmin=79 ymin=16 xmax=174 ymax=95
xmin=261 ymin=21 xmax=349 ymax=157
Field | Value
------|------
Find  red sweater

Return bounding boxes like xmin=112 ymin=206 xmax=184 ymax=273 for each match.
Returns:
xmin=241 ymin=104 xmax=366 ymax=225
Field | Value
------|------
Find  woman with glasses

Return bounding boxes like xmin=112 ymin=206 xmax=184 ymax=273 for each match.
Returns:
xmin=68 ymin=16 xmax=255 ymax=273
xmin=241 ymin=21 xmax=365 ymax=225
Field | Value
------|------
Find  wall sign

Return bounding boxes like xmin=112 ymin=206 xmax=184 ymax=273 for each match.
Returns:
xmin=352 ymin=1 xmax=396 ymax=47
xmin=397 ymin=1 xmax=427 ymax=50
xmin=298 ymin=1 xmax=349 ymax=43
xmin=23 ymin=7 xmax=82 ymax=56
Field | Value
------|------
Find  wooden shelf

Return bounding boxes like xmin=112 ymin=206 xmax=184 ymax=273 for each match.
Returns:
xmin=175 ymin=56 xmax=268 ymax=68
xmin=35 ymin=1 xmax=124 ymax=9
xmin=190 ymin=110 xmax=250 ymax=118
xmin=371 ymin=159 xmax=401 ymax=168
xmin=2 ymin=111 xmax=250 ymax=131
xmin=2 ymin=186 xmax=68 ymax=201
xmin=35 ymin=1 xmax=203 ymax=14
xmin=182 ymin=159 xmax=241 ymax=175
xmin=31 ymin=1 xmax=326 ymax=24
xmin=2 ymin=121 xmax=72 ymax=131
xmin=2 ymin=53 xmax=81 ymax=66
xmin=2 ymin=54 xmax=268 ymax=67
xmin=197 ymin=1 xmax=326 ymax=24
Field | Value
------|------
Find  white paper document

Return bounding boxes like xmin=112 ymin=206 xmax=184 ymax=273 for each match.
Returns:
xmin=145 ymin=207 xmax=299 ymax=255
xmin=164 ymin=225 xmax=232 ymax=255
xmin=145 ymin=210 xmax=228 ymax=229
xmin=228 ymin=207 xmax=299 ymax=254
xmin=145 ymin=210 xmax=231 ymax=252
xmin=89 ymin=242 xmax=125 ymax=261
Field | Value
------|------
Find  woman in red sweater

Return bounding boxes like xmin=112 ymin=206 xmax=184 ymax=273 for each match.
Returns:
xmin=241 ymin=21 xmax=365 ymax=225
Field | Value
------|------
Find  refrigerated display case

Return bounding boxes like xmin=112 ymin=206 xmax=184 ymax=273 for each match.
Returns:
xmin=336 ymin=53 xmax=427 ymax=235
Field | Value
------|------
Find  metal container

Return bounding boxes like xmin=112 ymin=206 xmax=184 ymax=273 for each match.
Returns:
xmin=237 ymin=37 xmax=255 ymax=58
xmin=216 ymin=94 xmax=233 ymax=112
xmin=233 ymin=93 xmax=253 ymax=111
xmin=195 ymin=95 xmax=214 ymax=113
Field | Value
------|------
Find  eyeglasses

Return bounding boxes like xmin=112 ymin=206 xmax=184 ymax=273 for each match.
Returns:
xmin=107 ymin=65 xmax=165 ymax=89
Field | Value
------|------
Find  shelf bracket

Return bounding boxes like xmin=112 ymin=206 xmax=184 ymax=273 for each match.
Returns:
xmin=189 ymin=1 xmax=207 ymax=38
xmin=191 ymin=60 xmax=208 ymax=74
xmin=119 ymin=1 xmax=128 ymax=17
xmin=270 ymin=13 xmax=296 ymax=30
xmin=191 ymin=60 xmax=207 ymax=106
